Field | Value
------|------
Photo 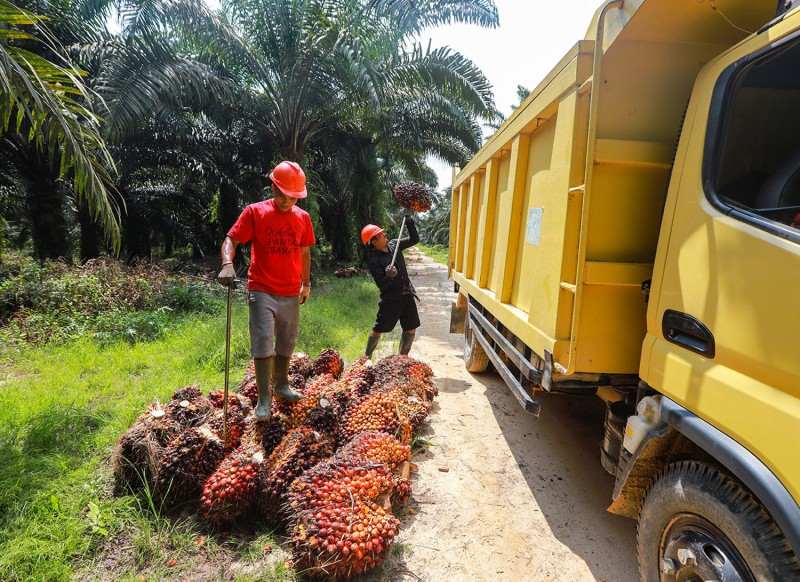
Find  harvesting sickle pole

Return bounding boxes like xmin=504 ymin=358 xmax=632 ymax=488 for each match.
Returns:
xmin=389 ymin=215 xmax=407 ymax=269
xmin=223 ymin=276 xmax=239 ymax=447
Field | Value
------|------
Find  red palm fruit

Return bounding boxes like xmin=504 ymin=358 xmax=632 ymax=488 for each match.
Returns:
xmin=155 ymin=426 xmax=226 ymax=505
xmin=200 ymin=447 xmax=264 ymax=527
xmin=289 ymin=353 xmax=313 ymax=378
xmin=310 ymin=349 xmax=344 ymax=379
xmin=391 ymin=181 xmax=432 ymax=212
xmin=241 ymin=413 xmax=288 ymax=457
xmin=165 ymin=394 xmax=214 ymax=429
xmin=258 ymin=428 xmax=334 ymax=523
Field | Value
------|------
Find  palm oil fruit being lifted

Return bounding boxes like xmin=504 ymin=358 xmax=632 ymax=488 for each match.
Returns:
xmin=392 ymin=181 xmax=433 ymax=212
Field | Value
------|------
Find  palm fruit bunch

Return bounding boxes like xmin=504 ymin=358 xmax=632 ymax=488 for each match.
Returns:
xmin=258 ymin=427 xmax=335 ymax=522
xmin=287 ymin=456 xmax=397 ymax=513
xmin=237 ymin=377 xmax=258 ymax=407
xmin=286 ymin=374 xmax=328 ymax=428
xmin=372 ymin=355 xmax=436 ymax=399
xmin=338 ymin=431 xmax=411 ymax=473
xmin=302 ymin=401 xmax=339 ymax=437
xmin=288 ymin=495 xmax=400 ymax=578
xmin=310 ymin=348 xmax=344 ymax=379
xmin=207 ymin=390 xmax=252 ymax=449
xmin=391 ymin=477 xmax=413 ymax=505
xmin=171 ymin=385 xmax=203 ymax=402
xmin=155 ymin=426 xmax=226 ymax=503
xmin=378 ymin=380 xmax=432 ymax=431
xmin=112 ymin=405 xmax=181 ymax=493
xmin=241 ymin=413 xmax=288 ymax=458
xmin=289 ymin=352 xmax=313 ymax=378
xmin=200 ymin=447 xmax=264 ymax=527
xmin=337 ymin=355 xmax=375 ymax=399
xmin=338 ymin=391 xmax=407 ymax=444
xmin=166 ymin=394 xmax=214 ymax=429
xmin=392 ymin=181 xmax=432 ymax=212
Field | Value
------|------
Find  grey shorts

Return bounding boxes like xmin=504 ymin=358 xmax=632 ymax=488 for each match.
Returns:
xmin=247 ymin=290 xmax=300 ymax=358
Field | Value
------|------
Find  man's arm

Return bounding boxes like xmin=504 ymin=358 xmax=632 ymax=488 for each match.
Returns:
xmin=300 ymin=246 xmax=311 ymax=304
xmin=217 ymin=236 xmax=240 ymax=287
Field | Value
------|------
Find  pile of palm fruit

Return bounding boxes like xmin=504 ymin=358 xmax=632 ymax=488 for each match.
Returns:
xmin=391 ymin=181 xmax=433 ymax=212
xmin=113 ymin=350 xmax=435 ymax=579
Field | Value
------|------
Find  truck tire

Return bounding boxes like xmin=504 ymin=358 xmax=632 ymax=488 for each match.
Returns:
xmin=638 ymin=460 xmax=800 ymax=581
xmin=463 ymin=314 xmax=489 ymax=373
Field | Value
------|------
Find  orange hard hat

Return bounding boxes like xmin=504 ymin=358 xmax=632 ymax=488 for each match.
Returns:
xmin=269 ymin=161 xmax=307 ymax=198
xmin=361 ymin=224 xmax=384 ymax=245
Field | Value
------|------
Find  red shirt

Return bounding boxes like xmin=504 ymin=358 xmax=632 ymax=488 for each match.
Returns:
xmin=228 ymin=199 xmax=316 ymax=296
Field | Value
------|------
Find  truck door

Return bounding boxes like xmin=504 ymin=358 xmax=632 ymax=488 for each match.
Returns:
xmin=643 ymin=23 xmax=800 ymax=513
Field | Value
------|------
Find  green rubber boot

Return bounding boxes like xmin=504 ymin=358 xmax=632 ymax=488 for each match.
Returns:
xmin=274 ymin=354 xmax=301 ymax=401
xmin=365 ymin=334 xmax=380 ymax=358
xmin=399 ymin=331 xmax=415 ymax=355
xmin=254 ymin=357 xmax=273 ymax=420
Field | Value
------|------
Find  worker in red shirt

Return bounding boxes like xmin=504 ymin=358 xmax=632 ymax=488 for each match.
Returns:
xmin=217 ymin=161 xmax=316 ymax=420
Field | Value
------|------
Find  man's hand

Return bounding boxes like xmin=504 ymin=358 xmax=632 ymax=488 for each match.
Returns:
xmin=385 ymin=265 xmax=397 ymax=279
xmin=300 ymin=284 xmax=311 ymax=305
xmin=217 ymin=264 xmax=237 ymax=288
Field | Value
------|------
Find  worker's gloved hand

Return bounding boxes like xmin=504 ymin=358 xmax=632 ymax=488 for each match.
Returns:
xmin=385 ymin=265 xmax=397 ymax=279
xmin=217 ymin=263 xmax=237 ymax=288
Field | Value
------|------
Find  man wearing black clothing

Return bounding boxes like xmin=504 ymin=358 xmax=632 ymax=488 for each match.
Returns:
xmin=361 ymin=214 xmax=420 ymax=358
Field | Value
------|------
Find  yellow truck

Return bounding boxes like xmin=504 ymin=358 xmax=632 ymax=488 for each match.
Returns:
xmin=448 ymin=0 xmax=800 ymax=578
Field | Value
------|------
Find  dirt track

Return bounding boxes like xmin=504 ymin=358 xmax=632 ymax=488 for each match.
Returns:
xmin=365 ymin=249 xmax=638 ymax=581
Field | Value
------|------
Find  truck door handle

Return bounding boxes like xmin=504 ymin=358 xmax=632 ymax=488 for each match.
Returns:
xmin=662 ymin=310 xmax=715 ymax=358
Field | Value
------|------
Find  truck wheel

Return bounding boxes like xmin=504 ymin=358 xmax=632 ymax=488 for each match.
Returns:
xmin=463 ymin=314 xmax=489 ymax=373
xmin=638 ymin=460 xmax=800 ymax=581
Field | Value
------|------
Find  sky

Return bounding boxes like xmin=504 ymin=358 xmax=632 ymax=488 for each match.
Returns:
xmin=423 ymin=0 xmax=603 ymax=190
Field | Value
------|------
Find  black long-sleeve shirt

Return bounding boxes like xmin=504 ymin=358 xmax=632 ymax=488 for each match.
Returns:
xmin=368 ymin=220 xmax=419 ymax=299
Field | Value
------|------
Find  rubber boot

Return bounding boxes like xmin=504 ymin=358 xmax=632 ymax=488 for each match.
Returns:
xmin=399 ymin=331 xmax=414 ymax=355
xmin=274 ymin=354 xmax=301 ymax=401
xmin=365 ymin=334 xmax=380 ymax=358
xmin=254 ymin=357 xmax=273 ymax=420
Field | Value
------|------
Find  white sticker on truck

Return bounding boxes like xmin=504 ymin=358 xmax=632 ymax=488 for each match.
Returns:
xmin=526 ymin=207 xmax=543 ymax=245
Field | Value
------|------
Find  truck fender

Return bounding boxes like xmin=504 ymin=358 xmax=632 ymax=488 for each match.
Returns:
xmin=609 ymin=397 xmax=800 ymax=555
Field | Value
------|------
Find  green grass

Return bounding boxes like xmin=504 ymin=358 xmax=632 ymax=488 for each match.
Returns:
xmin=0 ymin=272 xmax=382 ymax=581
xmin=417 ymin=243 xmax=448 ymax=265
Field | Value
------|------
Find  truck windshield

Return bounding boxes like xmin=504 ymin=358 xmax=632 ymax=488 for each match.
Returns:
xmin=712 ymin=35 xmax=800 ymax=231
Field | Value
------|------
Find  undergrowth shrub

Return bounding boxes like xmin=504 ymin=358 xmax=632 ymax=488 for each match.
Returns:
xmin=0 ymin=256 xmax=219 ymax=346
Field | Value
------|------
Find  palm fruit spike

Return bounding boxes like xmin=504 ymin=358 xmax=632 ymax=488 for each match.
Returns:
xmin=165 ymin=394 xmax=214 ymax=429
xmin=155 ymin=426 xmax=226 ymax=504
xmin=309 ymin=348 xmax=344 ymax=379
xmin=241 ymin=413 xmax=288 ymax=457
xmin=289 ymin=352 xmax=312 ymax=378
xmin=112 ymin=405 xmax=180 ymax=493
xmin=338 ymin=391 xmax=405 ymax=444
xmin=338 ymin=431 xmax=411 ymax=473
xmin=338 ymin=355 xmax=375 ymax=399
xmin=171 ymin=385 xmax=203 ymax=402
xmin=391 ymin=181 xmax=432 ymax=212
xmin=258 ymin=427 xmax=334 ymax=523
xmin=287 ymin=374 xmax=331 ymax=429
xmin=288 ymin=496 xmax=400 ymax=578
xmin=200 ymin=447 xmax=264 ymax=527
xmin=371 ymin=355 xmax=435 ymax=398
xmin=207 ymin=391 xmax=252 ymax=450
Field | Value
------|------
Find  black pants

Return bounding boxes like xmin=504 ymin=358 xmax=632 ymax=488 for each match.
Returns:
xmin=372 ymin=293 xmax=420 ymax=333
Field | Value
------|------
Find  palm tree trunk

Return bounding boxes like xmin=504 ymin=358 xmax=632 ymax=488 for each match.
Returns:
xmin=26 ymin=156 xmax=72 ymax=262
xmin=78 ymin=199 xmax=102 ymax=261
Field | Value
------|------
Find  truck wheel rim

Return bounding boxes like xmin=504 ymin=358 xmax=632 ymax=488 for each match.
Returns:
xmin=659 ymin=513 xmax=754 ymax=582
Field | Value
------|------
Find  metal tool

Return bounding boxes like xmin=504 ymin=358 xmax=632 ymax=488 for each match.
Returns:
xmin=222 ymin=276 xmax=238 ymax=446
xmin=389 ymin=215 xmax=407 ymax=269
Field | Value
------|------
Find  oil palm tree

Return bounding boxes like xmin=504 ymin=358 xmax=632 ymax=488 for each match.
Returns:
xmin=0 ymin=0 xmax=120 ymax=258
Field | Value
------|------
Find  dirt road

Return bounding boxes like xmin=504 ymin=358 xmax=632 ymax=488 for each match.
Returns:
xmin=366 ymin=249 xmax=638 ymax=582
